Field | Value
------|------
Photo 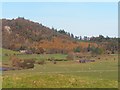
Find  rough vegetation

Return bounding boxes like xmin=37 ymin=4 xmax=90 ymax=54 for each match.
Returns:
xmin=10 ymin=56 xmax=35 ymax=69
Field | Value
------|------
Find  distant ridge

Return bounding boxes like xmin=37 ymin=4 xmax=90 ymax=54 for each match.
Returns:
xmin=1 ymin=17 xmax=98 ymax=54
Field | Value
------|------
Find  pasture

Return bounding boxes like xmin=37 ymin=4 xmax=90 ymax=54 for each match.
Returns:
xmin=2 ymin=49 xmax=118 ymax=88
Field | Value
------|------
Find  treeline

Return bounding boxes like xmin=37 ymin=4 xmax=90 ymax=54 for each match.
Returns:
xmin=57 ymin=29 xmax=118 ymax=42
xmin=56 ymin=29 xmax=118 ymax=54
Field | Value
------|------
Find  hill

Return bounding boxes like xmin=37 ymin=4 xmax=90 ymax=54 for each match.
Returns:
xmin=2 ymin=17 xmax=97 ymax=54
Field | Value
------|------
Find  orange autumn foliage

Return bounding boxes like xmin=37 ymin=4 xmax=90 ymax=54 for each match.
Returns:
xmin=31 ymin=37 xmax=97 ymax=53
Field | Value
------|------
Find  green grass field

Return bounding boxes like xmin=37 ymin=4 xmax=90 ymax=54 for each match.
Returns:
xmin=2 ymin=48 xmax=21 ymax=55
xmin=2 ymin=49 xmax=118 ymax=88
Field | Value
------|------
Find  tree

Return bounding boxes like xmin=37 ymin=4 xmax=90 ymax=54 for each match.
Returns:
xmin=87 ymin=44 xmax=91 ymax=52
xmin=52 ymin=27 xmax=55 ymax=30
xmin=97 ymin=35 xmax=104 ymax=42
xmin=95 ymin=47 xmax=104 ymax=55
xmin=67 ymin=32 xmax=70 ymax=37
xmin=83 ymin=36 xmax=88 ymax=41
xmin=35 ymin=47 xmax=45 ymax=54
xmin=58 ymin=29 xmax=66 ymax=34
xmin=91 ymin=46 xmax=104 ymax=55
xmin=79 ymin=36 xmax=82 ymax=40
xmin=75 ymin=36 xmax=79 ymax=40
xmin=74 ymin=46 xmax=81 ymax=52
xmin=19 ymin=45 xmax=27 ymax=50
xmin=106 ymin=36 xmax=110 ymax=40
xmin=71 ymin=33 xmax=74 ymax=38
xmin=66 ymin=53 xmax=74 ymax=60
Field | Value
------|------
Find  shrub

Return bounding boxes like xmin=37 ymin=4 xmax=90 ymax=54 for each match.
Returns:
xmin=9 ymin=56 xmax=22 ymax=67
xmin=36 ymin=60 xmax=45 ymax=65
xmin=4 ymin=53 xmax=9 ymax=56
xmin=53 ymin=61 xmax=57 ymax=64
xmin=74 ymin=46 xmax=81 ymax=52
xmin=91 ymin=46 xmax=104 ymax=55
xmin=9 ymin=56 xmax=35 ymax=69
xmin=66 ymin=53 xmax=74 ymax=60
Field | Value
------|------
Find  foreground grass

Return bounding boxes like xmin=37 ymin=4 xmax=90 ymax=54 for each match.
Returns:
xmin=2 ymin=59 xmax=118 ymax=88
xmin=2 ymin=73 xmax=118 ymax=88
xmin=2 ymin=49 xmax=118 ymax=88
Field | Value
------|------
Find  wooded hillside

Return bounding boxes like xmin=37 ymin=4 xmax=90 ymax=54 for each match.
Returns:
xmin=2 ymin=17 xmax=118 ymax=54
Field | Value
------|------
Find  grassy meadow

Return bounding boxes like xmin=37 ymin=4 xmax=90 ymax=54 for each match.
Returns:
xmin=2 ymin=49 xmax=118 ymax=88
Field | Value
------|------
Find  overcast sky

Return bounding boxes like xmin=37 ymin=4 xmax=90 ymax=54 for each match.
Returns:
xmin=2 ymin=2 xmax=118 ymax=37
